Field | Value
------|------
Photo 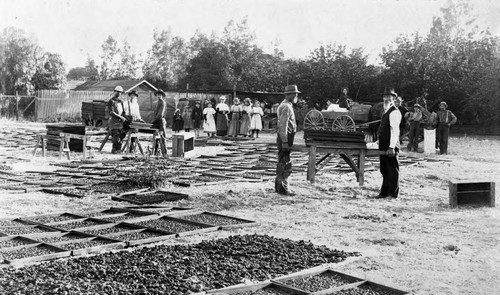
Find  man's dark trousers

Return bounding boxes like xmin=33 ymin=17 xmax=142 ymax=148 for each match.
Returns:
xmin=436 ymin=123 xmax=449 ymax=154
xmin=275 ymin=132 xmax=295 ymax=194
xmin=379 ymin=148 xmax=399 ymax=197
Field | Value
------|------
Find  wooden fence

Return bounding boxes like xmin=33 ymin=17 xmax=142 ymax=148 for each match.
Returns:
xmin=34 ymin=90 xmax=112 ymax=122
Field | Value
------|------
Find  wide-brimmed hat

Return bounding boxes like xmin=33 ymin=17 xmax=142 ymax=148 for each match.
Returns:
xmin=233 ymin=97 xmax=240 ymax=103
xmin=219 ymin=96 xmax=226 ymax=101
xmin=439 ymin=101 xmax=448 ymax=107
xmin=382 ymin=87 xmax=397 ymax=97
xmin=114 ymin=86 xmax=124 ymax=93
xmin=154 ymin=89 xmax=166 ymax=97
xmin=244 ymin=97 xmax=251 ymax=104
xmin=128 ymin=90 xmax=138 ymax=97
xmin=284 ymin=85 xmax=301 ymax=94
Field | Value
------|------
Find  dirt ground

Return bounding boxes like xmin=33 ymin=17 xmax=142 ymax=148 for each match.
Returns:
xmin=0 ymin=119 xmax=499 ymax=295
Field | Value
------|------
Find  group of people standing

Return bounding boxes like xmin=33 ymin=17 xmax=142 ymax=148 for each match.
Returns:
xmin=202 ymin=96 xmax=264 ymax=138
xmin=107 ymin=87 xmax=168 ymax=154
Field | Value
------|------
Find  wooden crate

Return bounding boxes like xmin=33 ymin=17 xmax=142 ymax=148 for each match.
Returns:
xmin=172 ymin=132 xmax=195 ymax=157
xmin=449 ymin=181 xmax=495 ymax=208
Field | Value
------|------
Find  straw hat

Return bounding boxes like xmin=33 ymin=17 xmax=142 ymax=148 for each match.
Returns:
xmin=284 ymin=85 xmax=301 ymax=94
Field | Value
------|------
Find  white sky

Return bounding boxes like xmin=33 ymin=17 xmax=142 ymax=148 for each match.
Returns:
xmin=1 ymin=0 xmax=499 ymax=69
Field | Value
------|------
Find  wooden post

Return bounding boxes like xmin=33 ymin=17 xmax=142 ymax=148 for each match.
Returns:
xmin=307 ymin=145 xmax=317 ymax=183
xmin=15 ymin=91 xmax=19 ymax=120
xmin=358 ymin=149 xmax=366 ymax=186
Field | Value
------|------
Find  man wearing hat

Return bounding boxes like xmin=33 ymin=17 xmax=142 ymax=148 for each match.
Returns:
xmin=436 ymin=101 xmax=457 ymax=154
xmin=152 ymin=89 xmax=168 ymax=156
xmin=108 ymin=86 xmax=127 ymax=153
xmin=275 ymin=85 xmax=300 ymax=195
xmin=374 ymin=87 xmax=402 ymax=199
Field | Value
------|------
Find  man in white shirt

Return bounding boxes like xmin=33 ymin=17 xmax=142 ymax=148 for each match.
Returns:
xmin=373 ymin=87 xmax=402 ymax=199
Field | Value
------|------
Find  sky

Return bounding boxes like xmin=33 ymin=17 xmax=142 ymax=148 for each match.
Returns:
xmin=0 ymin=0 xmax=499 ymax=69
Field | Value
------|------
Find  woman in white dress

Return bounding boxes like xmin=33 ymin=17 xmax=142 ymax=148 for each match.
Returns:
xmin=215 ymin=96 xmax=230 ymax=136
xmin=250 ymin=100 xmax=264 ymax=138
xmin=203 ymin=101 xmax=216 ymax=137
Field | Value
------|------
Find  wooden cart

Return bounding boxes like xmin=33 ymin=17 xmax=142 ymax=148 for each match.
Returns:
xmin=303 ymin=103 xmax=373 ymax=132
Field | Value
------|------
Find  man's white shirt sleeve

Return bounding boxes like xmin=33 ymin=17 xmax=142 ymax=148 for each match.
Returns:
xmin=389 ymin=110 xmax=402 ymax=149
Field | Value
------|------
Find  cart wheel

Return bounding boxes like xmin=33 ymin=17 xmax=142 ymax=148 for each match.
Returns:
xmin=303 ymin=110 xmax=325 ymax=130
xmin=332 ymin=115 xmax=356 ymax=131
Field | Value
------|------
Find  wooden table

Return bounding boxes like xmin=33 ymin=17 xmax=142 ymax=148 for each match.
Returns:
xmin=293 ymin=141 xmax=386 ymax=186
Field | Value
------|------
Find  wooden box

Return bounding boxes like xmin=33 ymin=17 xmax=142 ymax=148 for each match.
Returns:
xmin=449 ymin=181 xmax=495 ymax=208
xmin=172 ymin=132 xmax=195 ymax=157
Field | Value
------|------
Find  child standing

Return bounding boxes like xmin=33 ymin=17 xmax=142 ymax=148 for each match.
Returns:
xmin=250 ymin=100 xmax=264 ymax=138
xmin=172 ymin=109 xmax=184 ymax=133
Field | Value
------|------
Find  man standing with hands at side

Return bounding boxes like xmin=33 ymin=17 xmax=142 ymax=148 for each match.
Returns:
xmin=373 ymin=87 xmax=402 ymax=199
xmin=275 ymin=85 xmax=300 ymax=195
xmin=108 ymin=86 xmax=127 ymax=154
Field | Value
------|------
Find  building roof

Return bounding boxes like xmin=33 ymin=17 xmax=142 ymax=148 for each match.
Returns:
xmin=73 ymin=80 xmax=158 ymax=92
xmin=65 ymin=80 xmax=87 ymax=90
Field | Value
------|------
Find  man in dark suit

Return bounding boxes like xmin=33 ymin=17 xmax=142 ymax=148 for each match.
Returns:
xmin=373 ymin=87 xmax=402 ymax=199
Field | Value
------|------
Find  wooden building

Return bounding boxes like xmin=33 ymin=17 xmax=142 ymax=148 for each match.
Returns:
xmin=74 ymin=80 xmax=159 ymax=122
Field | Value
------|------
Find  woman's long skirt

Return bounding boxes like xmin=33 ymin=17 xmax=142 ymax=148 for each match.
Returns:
xmin=216 ymin=113 xmax=228 ymax=136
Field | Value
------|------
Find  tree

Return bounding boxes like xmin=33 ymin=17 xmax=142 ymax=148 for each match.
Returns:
xmin=100 ymin=35 xmax=119 ymax=80
xmin=142 ymin=29 xmax=190 ymax=89
xmin=380 ymin=0 xmax=499 ymax=125
xmin=180 ymin=41 xmax=232 ymax=90
xmin=0 ymin=27 xmax=41 ymax=94
xmin=67 ymin=67 xmax=87 ymax=80
xmin=115 ymin=40 xmax=140 ymax=79
xmin=31 ymin=52 xmax=66 ymax=90
xmin=84 ymin=57 xmax=100 ymax=81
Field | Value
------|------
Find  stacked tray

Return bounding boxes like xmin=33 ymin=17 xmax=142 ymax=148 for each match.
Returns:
xmin=304 ymin=130 xmax=366 ymax=146
xmin=208 ymin=268 xmax=409 ymax=295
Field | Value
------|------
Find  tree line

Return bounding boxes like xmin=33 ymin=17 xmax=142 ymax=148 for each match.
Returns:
xmin=1 ymin=0 xmax=498 ymax=126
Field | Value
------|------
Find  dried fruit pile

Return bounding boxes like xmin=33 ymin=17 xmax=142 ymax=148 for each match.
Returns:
xmin=57 ymin=238 xmax=115 ymax=251
xmin=0 ymin=237 xmax=36 ymax=248
xmin=24 ymin=214 xmax=82 ymax=224
xmin=237 ymin=285 xmax=295 ymax=295
xmin=81 ymin=224 xmax=139 ymax=236
xmin=284 ymin=272 xmax=359 ymax=292
xmin=0 ymin=235 xmax=359 ymax=294
xmin=329 ymin=284 xmax=401 ymax=295
xmin=0 ymin=245 xmax=57 ymax=261
xmin=134 ymin=218 xmax=205 ymax=233
xmin=109 ymin=229 xmax=166 ymax=241
xmin=179 ymin=213 xmax=250 ymax=227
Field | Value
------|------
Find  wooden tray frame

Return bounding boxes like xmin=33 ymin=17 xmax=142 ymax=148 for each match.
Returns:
xmin=174 ymin=211 xmax=258 ymax=230
xmin=126 ymin=215 xmax=217 ymax=237
xmin=52 ymin=236 xmax=126 ymax=257
xmin=103 ymin=228 xmax=176 ymax=247
xmin=0 ymin=243 xmax=70 ymax=265
xmin=207 ymin=281 xmax=309 ymax=295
